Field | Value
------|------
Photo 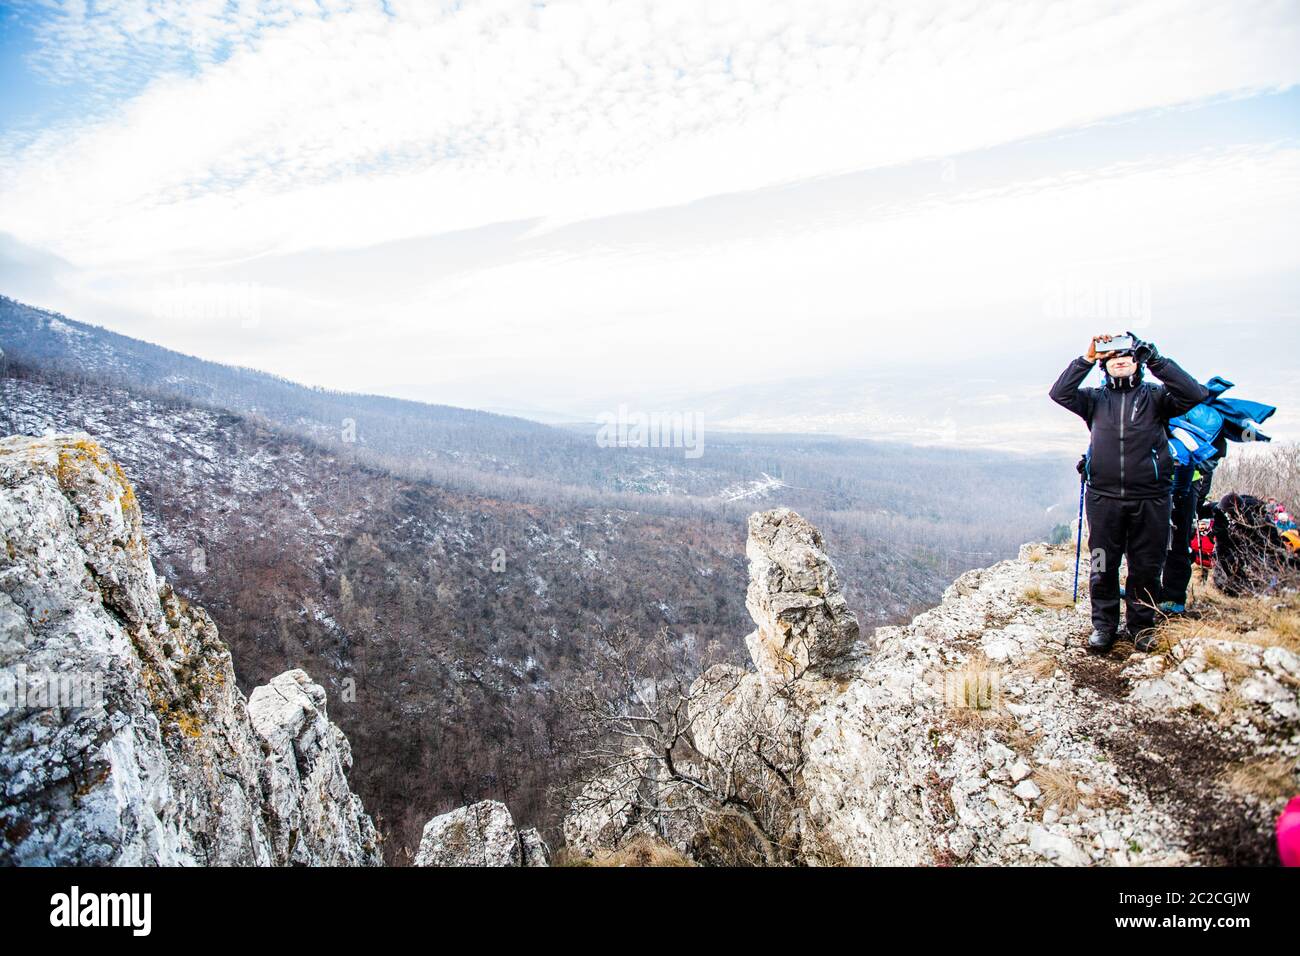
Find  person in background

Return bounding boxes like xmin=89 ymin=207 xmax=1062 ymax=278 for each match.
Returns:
xmin=1050 ymin=333 xmax=1209 ymax=653
xmin=1191 ymin=518 xmax=1216 ymax=584
xmin=1194 ymin=439 xmax=1225 ymax=520
xmin=1210 ymin=493 xmax=1300 ymax=597
xmin=1162 ymin=434 xmax=1226 ymax=613
xmin=1159 ymin=459 xmax=1199 ymax=615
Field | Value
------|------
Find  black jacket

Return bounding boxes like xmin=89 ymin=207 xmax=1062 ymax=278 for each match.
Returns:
xmin=1050 ymin=354 xmax=1209 ymax=500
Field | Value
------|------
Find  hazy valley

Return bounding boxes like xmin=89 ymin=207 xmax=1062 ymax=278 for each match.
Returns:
xmin=0 ymin=294 xmax=1082 ymax=859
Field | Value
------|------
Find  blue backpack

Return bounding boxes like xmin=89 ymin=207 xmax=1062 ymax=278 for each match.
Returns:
xmin=1167 ymin=376 xmax=1275 ymax=466
xmin=1168 ymin=403 xmax=1224 ymax=466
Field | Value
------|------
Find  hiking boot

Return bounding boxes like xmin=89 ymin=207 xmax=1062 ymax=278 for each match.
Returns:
xmin=1133 ymin=630 xmax=1161 ymax=653
xmin=1158 ymin=601 xmax=1185 ymax=615
xmin=1087 ymin=629 xmax=1117 ymax=653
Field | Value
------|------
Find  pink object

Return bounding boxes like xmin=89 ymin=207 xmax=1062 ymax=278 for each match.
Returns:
xmin=1279 ymin=796 xmax=1300 ymax=867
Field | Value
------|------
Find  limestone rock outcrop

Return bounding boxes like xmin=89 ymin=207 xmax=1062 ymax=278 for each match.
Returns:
xmin=413 ymin=799 xmax=549 ymax=867
xmin=249 ymin=669 xmax=380 ymax=866
xmin=0 ymin=434 xmax=380 ymax=866
xmin=744 ymin=508 xmax=864 ymax=682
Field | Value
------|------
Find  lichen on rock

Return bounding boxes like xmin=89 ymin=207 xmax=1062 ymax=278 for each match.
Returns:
xmin=0 ymin=433 xmax=380 ymax=866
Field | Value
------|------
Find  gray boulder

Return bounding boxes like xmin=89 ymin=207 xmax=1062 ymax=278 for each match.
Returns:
xmin=414 ymin=799 xmax=549 ymax=866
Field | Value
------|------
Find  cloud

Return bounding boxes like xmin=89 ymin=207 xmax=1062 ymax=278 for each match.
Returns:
xmin=1 ymin=0 xmax=1297 ymax=428
xmin=31 ymin=136 xmax=1293 ymax=415
xmin=17 ymin=0 xmax=308 ymax=93
xmin=4 ymin=0 xmax=1299 ymax=269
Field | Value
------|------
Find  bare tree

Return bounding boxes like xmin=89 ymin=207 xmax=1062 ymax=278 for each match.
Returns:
xmin=561 ymin=626 xmax=809 ymax=865
xmin=1214 ymin=442 xmax=1300 ymax=512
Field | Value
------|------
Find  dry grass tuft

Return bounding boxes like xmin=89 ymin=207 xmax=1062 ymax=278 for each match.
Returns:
xmin=1006 ymin=725 xmax=1044 ymax=758
xmin=1033 ymin=766 xmax=1125 ymax=814
xmin=1264 ymin=608 xmax=1300 ymax=655
xmin=1034 ymin=767 xmax=1084 ymax=814
xmin=941 ymin=654 xmax=1006 ymax=712
xmin=1194 ymin=583 xmax=1279 ymax=627
xmin=1163 ymin=591 xmax=1300 ymax=656
xmin=1212 ymin=688 xmax=1253 ymax=729
xmin=554 ymin=835 xmax=694 ymax=867
xmin=1159 ymin=614 xmax=1239 ymax=646
xmin=1023 ymin=585 xmax=1075 ymax=609
xmin=939 ymin=657 xmax=1013 ymax=733
xmin=1085 ymin=784 xmax=1127 ymax=810
xmin=1022 ymin=651 xmax=1058 ymax=680
xmin=1155 ymin=612 xmax=1252 ymax=664
xmin=1224 ymin=758 xmax=1298 ymax=805
xmin=1049 ymin=558 xmax=1069 ymax=572
xmin=1025 ymin=548 xmax=1045 ymax=563
xmin=946 ymin=707 xmax=1014 ymax=731
xmin=1201 ymin=644 xmax=1252 ymax=680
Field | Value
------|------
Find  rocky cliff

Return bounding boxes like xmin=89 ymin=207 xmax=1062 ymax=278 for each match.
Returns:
xmin=5 ymin=433 xmax=1293 ymax=867
xmin=563 ymin=508 xmax=1299 ymax=866
xmin=0 ymin=434 xmax=380 ymax=866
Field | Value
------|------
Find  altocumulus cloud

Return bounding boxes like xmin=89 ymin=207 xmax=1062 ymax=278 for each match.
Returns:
xmin=4 ymin=0 xmax=1299 ymax=266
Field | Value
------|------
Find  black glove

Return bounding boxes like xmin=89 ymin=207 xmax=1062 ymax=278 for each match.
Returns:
xmin=1128 ymin=332 xmax=1160 ymax=365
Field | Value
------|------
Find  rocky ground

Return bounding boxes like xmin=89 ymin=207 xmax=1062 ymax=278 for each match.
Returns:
xmin=4 ymin=433 xmax=1293 ymax=866
xmin=798 ymin=538 xmax=1297 ymax=866
xmin=560 ymin=509 xmax=1299 ymax=866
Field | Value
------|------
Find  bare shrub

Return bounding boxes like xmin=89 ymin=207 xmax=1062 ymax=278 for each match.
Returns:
xmin=560 ymin=626 xmax=810 ymax=865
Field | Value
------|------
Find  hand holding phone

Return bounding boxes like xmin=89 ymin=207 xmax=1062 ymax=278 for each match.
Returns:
xmin=1088 ymin=334 xmax=1134 ymax=361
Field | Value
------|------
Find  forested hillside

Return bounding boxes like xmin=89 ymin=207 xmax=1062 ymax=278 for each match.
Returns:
xmin=1 ymin=295 xmax=1077 ymax=858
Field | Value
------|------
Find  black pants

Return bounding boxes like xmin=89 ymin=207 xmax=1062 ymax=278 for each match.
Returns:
xmin=1160 ymin=488 xmax=1197 ymax=605
xmin=1086 ymin=490 xmax=1171 ymax=635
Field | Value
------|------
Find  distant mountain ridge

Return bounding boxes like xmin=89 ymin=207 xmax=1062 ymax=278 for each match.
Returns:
xmin=0 ymin=292 xmax=1079 ymax=860
xmin=0 ymin=294 xmax=597 ymax=481
xmin=0 ymin=292 xmax=1078 ymax=519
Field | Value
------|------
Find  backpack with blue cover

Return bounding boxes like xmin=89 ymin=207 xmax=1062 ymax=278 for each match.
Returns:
xmin=1167 ymin=376 xmax=1276 ymax=466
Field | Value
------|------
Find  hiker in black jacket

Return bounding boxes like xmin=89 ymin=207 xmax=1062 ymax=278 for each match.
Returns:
xmin=1050 ymin=334 xmax=1209 ymax=653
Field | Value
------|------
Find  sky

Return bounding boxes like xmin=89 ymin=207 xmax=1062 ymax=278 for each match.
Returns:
xmin=1 ymin=0 xmax=1298 ymax=443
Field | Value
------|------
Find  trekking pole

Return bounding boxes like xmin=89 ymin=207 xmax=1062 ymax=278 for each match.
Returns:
xmin=1073 ymin=475 xmax=1086 ymax=604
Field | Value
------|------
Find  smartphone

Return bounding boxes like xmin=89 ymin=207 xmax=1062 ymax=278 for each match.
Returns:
xmin=1096 ymin=334 xmax=1135 ymax=353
